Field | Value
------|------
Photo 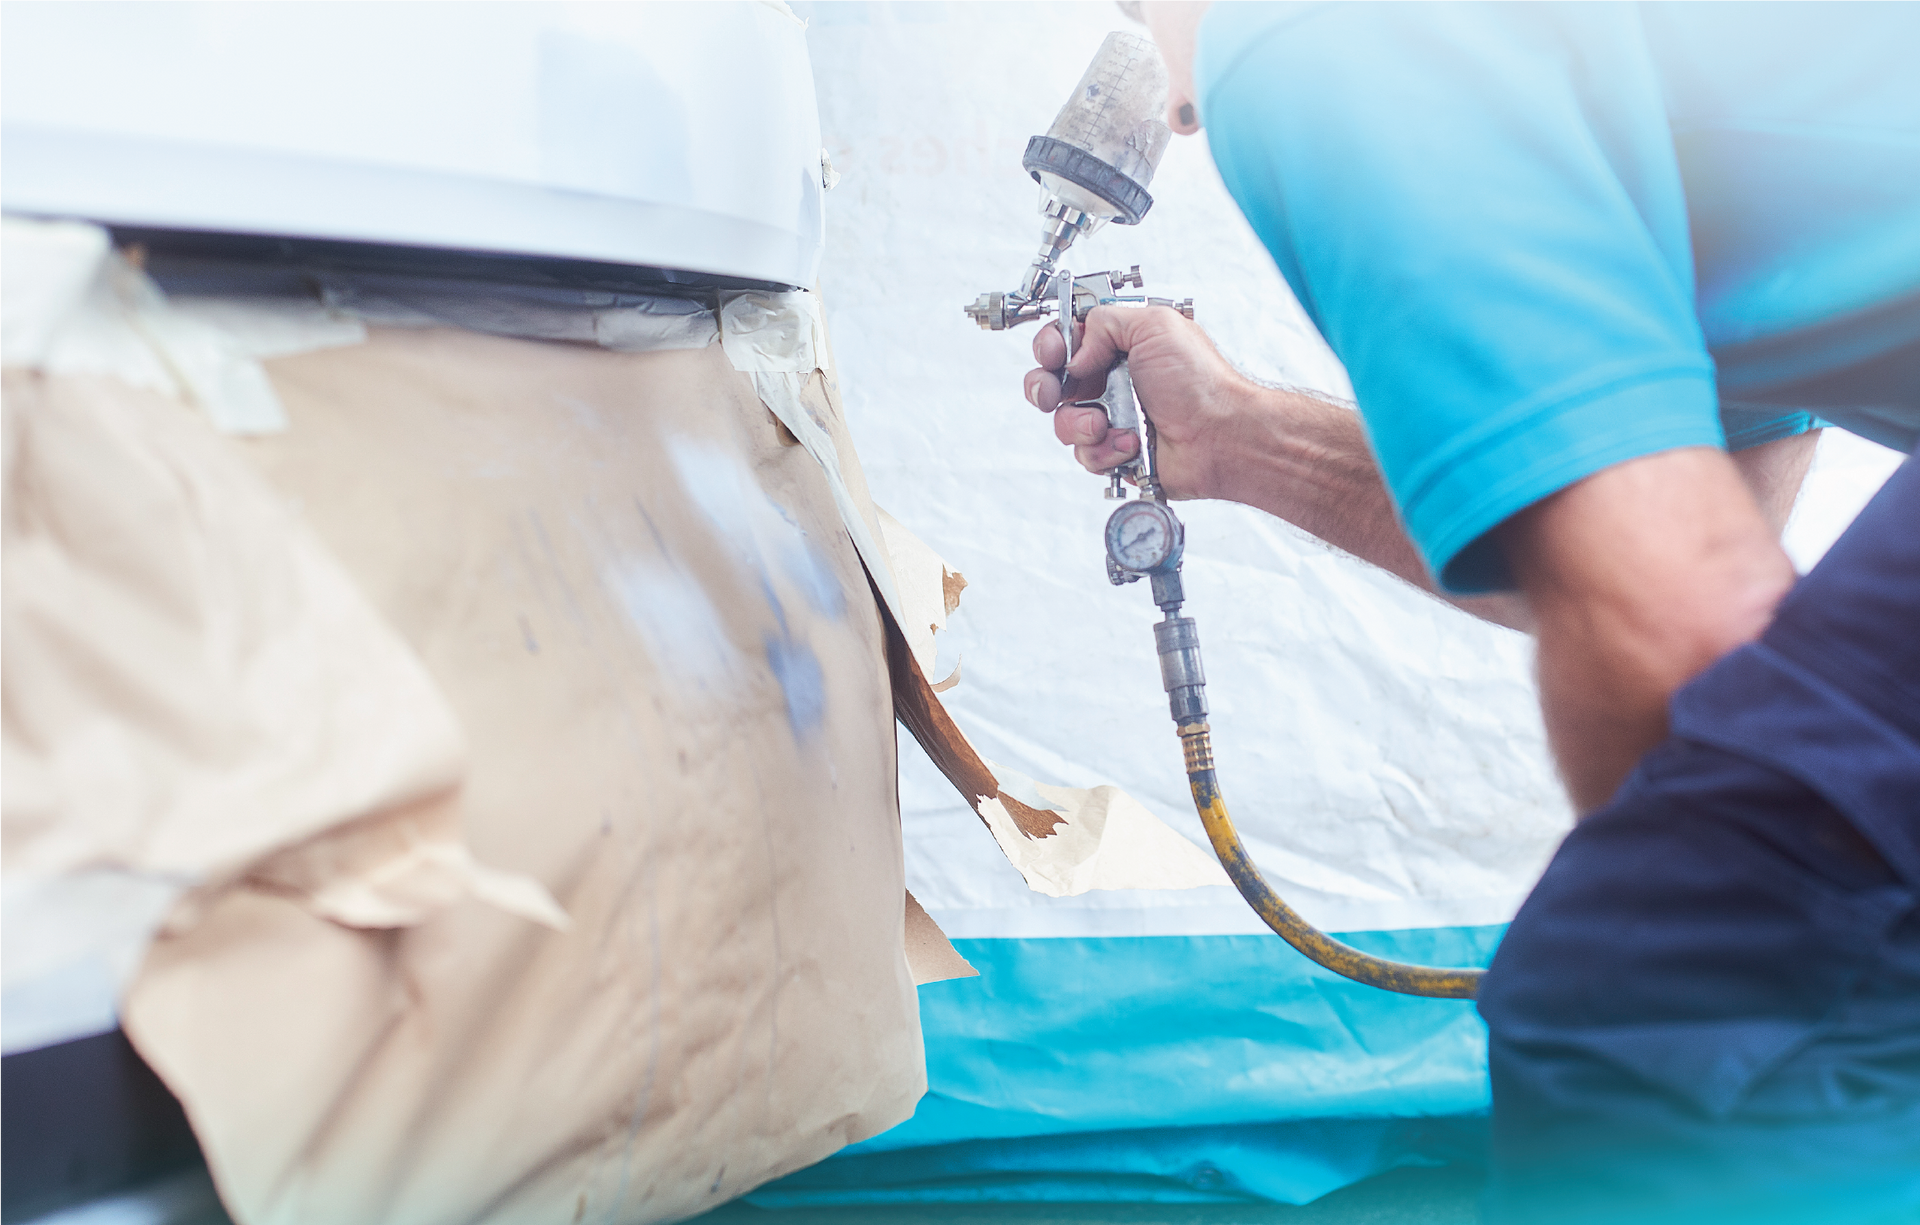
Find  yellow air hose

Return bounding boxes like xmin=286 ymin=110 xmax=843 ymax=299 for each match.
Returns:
xmin=1133 ymin=539 xmax=1485 ymax=1000
xmin=1176 ymin=721 xmax=1485 ymax=999
xmin=1106 ymin=485 xmax=1488 ymax=1002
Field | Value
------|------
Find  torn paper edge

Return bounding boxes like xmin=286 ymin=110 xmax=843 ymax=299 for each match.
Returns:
xmin=885 ymin=615 xmax=1234 ymax=899
xmin=904 ymin=889 xmax=977 ymax=985
xmin=980 ymin=759 xmax=1230 ymax=897
xmin=296 ymin=839 xmax=572 ymax=933
xmin=740 ymin=289 xmax=1223 ymax=900
xmin=876 ymin=505 xmax=964 ymax=690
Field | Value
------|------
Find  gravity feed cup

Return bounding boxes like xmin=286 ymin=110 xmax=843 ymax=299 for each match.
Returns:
xmin=1026 ymin=31 xmax=1173 ymax=227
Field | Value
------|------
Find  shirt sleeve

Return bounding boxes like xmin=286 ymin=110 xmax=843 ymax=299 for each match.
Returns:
xmin=1197 ymin=3 xmax=1726 ymax=593
xmin=1719 ymin=407 xmax=1823 ymax=452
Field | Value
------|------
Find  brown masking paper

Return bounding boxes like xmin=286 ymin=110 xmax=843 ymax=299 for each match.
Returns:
xmin=114 ymin=328 xmax=927 ymax=1224
xmin=1 ymin=367 xmax=566 ymax=969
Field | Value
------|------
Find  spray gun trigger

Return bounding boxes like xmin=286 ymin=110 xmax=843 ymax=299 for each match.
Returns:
xmin=1057 ymin=265 xmax=1075 ymax=372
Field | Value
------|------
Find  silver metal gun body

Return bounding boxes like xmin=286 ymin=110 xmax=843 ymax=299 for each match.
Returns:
xmin=966 ymin=263 xmax=1191 ymax=497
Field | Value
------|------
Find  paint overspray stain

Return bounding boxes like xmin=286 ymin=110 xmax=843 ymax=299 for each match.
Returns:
xmin=767 ymin=501 xmax=844 ymax=619
xmin=666 ymin=437 xmax=841 ymax=738
xmin=757 ymin=573 xmax=827 ymax=741
xmin=603 ymin=558 xmax=740 ymax=691
xmin=763 ymin=634 xmax=825 ymax=739
xmin=669 ymin=437 xmax=844 ymax=620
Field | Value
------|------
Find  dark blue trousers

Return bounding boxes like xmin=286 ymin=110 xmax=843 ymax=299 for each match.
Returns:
xmin=1478 ymin=451 xmax=1920 ymax=1225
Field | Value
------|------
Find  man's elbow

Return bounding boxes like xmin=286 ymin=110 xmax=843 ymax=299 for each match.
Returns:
xmin=1632 ymin=534 xmax=1796 ymax=690
xmin=1498 ymin=447 xmax=1799 ymax=810
xmin=1506 ymin=446 xmax=1798 ymax=682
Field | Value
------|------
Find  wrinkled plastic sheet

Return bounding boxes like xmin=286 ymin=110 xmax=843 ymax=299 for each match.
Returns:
xmin=763 ymin=5 xmax=1564 ymax=1204
xmin=803 ymin=0 xmax=1569 ymax=951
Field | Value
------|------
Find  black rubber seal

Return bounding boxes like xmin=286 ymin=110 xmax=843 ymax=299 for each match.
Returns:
xmin=1022 ymin=135 xmax=1154 ymax=225
xmin=106 ymin=227 xmax=794 ymax=298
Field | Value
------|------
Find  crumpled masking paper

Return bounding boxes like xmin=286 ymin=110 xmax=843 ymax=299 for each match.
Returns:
xmin=3 ymin=302 xmax=566 ymax=1056
xmin=874 ymin=499 xmax=1221 ymax=899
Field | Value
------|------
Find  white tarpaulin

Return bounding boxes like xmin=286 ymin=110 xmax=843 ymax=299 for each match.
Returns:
xmin=808 ymin=2 xmax=1573 ymax=942
xmin=804 ymin=0 xmax=1900 ymax=944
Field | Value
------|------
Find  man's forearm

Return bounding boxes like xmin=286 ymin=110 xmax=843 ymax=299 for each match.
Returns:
xmin=1209 ymin=383 xmax=1533 ymax=629
xmin=1196 ymin=373 xmax=1807 ymax=812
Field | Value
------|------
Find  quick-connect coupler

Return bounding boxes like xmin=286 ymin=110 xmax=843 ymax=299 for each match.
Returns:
xmin=1154 ymin=615 xmax=1208 ymax=726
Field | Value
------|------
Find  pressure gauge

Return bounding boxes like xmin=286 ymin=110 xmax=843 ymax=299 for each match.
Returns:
xmin=1104 ymin=498 xmax=1183 ymax=575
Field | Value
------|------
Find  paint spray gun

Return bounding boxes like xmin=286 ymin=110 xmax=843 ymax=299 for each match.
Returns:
xmin=964 ymin=30 xmax=1192 ymax=504
xmin=962 ymin=28 xmax=1207 ymax=769
xmin=962 ymin=33 xmax=1483 ymax=1000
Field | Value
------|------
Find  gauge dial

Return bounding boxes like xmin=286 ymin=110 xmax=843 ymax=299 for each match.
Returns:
xmin=1104 ymin=499 xmax=1181 ymax=574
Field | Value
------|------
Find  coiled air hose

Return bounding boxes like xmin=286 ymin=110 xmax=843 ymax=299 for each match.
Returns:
xmin=1150 ymin=582 xmax=1485 ymax=1000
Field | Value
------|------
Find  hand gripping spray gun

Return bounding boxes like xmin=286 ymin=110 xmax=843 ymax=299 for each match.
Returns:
xmin=965 ymin=33 xmax=1480 ymax=1000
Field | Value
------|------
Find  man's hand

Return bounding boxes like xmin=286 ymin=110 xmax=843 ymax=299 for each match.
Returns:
xmin=1022 ymin=307 xmax=1536 ymax=628
xmin=1023 ymin=305 xmax=1255 ymax=500
xmin=1023 ymin=305 xmax=1445 ymax=545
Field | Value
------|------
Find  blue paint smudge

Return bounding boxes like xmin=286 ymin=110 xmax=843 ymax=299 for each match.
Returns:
xmin=760 ymin=575 xmax=790 ymax=638
xmin=764 ymin=635 xmax=826 ymax=739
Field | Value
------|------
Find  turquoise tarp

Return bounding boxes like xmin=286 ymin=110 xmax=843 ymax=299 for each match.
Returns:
xmin=751 ymin=926 xmax=1504 ymax=1205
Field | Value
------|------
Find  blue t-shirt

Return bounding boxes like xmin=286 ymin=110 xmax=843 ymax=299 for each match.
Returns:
xmin=1196 ymin=2 xmax=1920 ymax=592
